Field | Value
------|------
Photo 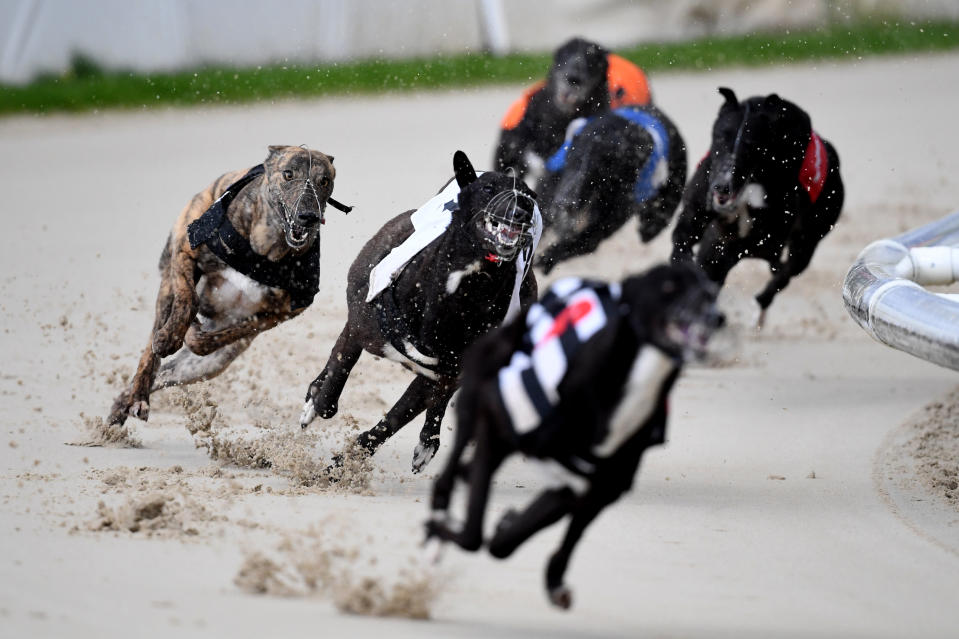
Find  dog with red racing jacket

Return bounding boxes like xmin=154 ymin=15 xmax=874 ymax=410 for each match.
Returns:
xmin=671 ymin=87 xmax=844 ymax=326
xmin=426 ymin=262 xmax=723 ymax=609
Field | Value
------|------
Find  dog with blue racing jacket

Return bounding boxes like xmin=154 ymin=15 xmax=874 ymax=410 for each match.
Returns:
xmin=535 ymin=103 xmax=687 ymax=273
xmin=426 ymin=262 xmax=723 ymax=609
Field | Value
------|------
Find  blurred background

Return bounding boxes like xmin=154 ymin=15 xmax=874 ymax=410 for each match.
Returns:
xmin=3 ymin=0 xmax=959 ymax=84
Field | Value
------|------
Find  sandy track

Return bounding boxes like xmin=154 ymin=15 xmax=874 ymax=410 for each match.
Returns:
xmin=1 ymin=52 xmax=958 ymax=638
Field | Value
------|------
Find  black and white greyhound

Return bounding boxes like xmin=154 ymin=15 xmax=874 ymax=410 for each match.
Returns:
xmin=300 ymin=151 xmax=541 ymax=473
xmin=426 ymin=262 xmax=723 ymax=609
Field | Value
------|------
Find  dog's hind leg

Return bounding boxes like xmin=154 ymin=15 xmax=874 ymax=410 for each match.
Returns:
xmin=108 ymin=268 xmax=178 ymax=425
xmin=302 ymin=323 xmax=363 ymax=426
xmin=412 ymin=381 xmax=456 ymax=473
xmin=429 ymin=386 xmax=485 ymax=517
xmin=354 ymin=375 xmax=436 ymax=456
xmin=152 ymin=338 xmax=253 ymax=390
xmin=108 ymin=341 xmax=161 ymax=425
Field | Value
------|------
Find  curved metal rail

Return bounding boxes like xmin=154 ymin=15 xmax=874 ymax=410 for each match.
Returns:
xmin=843 ymin=210 xmax=959 ymax=371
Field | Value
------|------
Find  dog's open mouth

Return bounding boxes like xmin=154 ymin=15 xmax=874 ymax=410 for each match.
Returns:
xmin=663 ymin=301 xmax=725 ymax=362
xmin=483 ymin=218 xmax=529 ymax=260
xmin=712 ymin=191 xmax=738 ymax=213
xmin=285 ymin=219 xmax=319 ymax=249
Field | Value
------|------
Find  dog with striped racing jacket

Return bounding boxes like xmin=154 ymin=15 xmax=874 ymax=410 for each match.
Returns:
xmin=671 ymin=87 xmax=844 ymax=326
xmin=426 ymin=262 xmax=723 ymax=609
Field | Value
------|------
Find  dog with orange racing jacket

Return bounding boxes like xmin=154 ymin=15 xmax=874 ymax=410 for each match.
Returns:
xmin=494 ymin=37 xmax=652 ymax=189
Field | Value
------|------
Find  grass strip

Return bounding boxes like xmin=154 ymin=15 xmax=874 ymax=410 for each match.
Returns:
xmin=1 ymin=19 xmax=957 ymax=116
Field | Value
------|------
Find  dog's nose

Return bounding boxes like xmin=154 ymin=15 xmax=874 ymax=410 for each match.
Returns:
xmin=297 ymin=211 xmax=320 ymax=225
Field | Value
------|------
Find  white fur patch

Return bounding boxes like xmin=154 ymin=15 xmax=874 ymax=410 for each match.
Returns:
xmin=523 ymin=151 xmax=545 ymax=191
xmin=741 ymin=182 xmax=767 ymax=209
xmin=204 ymin=267 xmax=270 ymax=320
xmin=526 ymin=457 xmax=591 ymax=496
xmin=446 ymin=260 xmax=482 ymax=294
xmin=381 ymin=343 xmax=441 ymax=380
xmin=593 ymin=346 xmax=675 ymax=458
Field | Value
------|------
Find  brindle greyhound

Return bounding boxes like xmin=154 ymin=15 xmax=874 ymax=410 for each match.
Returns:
xmin=109 ymin=145 xmax=350 ymax=426
xmin=300 ymin=150 xmax=540 ymax=473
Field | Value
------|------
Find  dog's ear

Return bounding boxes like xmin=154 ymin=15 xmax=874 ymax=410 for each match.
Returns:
xmin=267 ymin=145 xmax=288 ymax=157
xmin=764 ymin=93 xmax=781 ymax=108
xmin=453 ymin=150 xmax=477 ymax=188
xmin=718 ymin=87 xmax=738 ymax=107
xmin=326 ymin=155 xmax=334 ymax=164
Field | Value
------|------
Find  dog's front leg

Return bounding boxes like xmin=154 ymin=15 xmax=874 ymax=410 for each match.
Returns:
xmin=302 ymin=322 xmax=363 ymax=426
xmin=426 ymin=421 xmax=509 ymax=552
xmin=354 ymin=375 xmax=436 ymax=456
xmin=670 ymin=164 xmax=713 ymax=261
xmin=184 ymin=309 xmax=298 ymax=356
xmin=544 ymin=488 xmax=616 ymax=610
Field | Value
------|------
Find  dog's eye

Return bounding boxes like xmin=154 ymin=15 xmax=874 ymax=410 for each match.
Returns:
xmin=319 ymin=176 xmax=330 ymax=187
xmin=282 ymin=170 xmax=294 ymax=181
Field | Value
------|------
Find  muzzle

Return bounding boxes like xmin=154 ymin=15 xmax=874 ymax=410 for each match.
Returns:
xmin=477 ymin=189 xmax=536 ymax=261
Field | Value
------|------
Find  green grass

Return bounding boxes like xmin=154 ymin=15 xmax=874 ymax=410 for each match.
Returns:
xmin=2 ymin=19 xmax=957 ymax=116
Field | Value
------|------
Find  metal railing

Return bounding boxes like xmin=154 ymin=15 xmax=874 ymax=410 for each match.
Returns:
xmin=843 ymin=210 xmax=959 ymax=371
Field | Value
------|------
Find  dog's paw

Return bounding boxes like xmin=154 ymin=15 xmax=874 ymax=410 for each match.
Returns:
xmin=421 ymin=536 xmax=446 ymax=565
xmin=108 ymin=393 xmax=131 ymax=426
xmin=128 ymin=400 xmax=150 ymax=422
xmin=548 ymin=584 xmax=573 ymax=610
xmin=411 ymin=440 xmax=439 ymax=473
xmin=299 ymin=401 xmax=317 ymax=428
xmin=107 ymin=408 xmax=128 ymax=426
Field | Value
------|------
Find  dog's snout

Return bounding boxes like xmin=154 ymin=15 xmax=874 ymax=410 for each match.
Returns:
xmin=297 ymin=210 xmax=320 ymax=225
xmin=711 ymin=180 xmax=731 ymax=195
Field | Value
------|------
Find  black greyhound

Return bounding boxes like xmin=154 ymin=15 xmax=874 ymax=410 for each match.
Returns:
xmin=494 ymin=37 xmax=651 ymax=189
xmin=300 ymin=151 xmax=541 ymax=472
xmin=536 ymin=104 xmax=687 ymax=273
xmin=426 ymin=263 xmax=723 ymax=609
xmin=671 ymin=87 xmax=844 ymax=326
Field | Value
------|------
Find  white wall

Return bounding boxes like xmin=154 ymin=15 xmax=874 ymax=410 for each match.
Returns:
xmin=2 ymin=0 xmax=957 ymax=84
